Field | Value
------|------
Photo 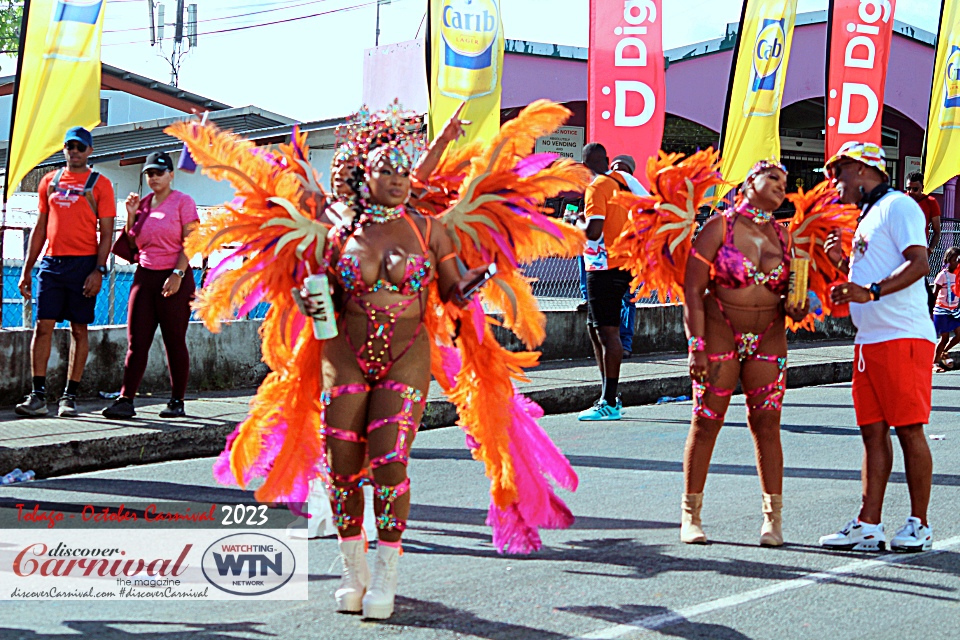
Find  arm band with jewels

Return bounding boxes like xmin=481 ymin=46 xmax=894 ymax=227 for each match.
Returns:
xmin=688 ymin=336 xmax=705 ymax=353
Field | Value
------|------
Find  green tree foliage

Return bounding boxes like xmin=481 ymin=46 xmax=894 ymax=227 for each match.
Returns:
xmin=1 ymin=1 xmax=24 ymax=56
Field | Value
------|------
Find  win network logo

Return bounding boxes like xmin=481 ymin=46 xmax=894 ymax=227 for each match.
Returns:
xmin=201 ymin=533 xmax=297 ymax=596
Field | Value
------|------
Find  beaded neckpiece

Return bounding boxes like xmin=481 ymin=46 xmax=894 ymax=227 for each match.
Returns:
xmin=741 ymin=205 xmax=775 ymax=225
xmin=359 ymin=204 xmax=405 ymax=225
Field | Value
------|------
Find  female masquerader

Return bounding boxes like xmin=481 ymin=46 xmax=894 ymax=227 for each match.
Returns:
xmin=611 ymin=154 xmax=856 ymax=547
xmin=166 ymin=100 xmax=588 ymax=620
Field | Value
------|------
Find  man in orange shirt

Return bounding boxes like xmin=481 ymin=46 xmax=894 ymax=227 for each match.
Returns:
xmin=905 ymin=171 xmax=941 ymax=254
xmin=16 ymin=127 xmax=116 ymax=418
xmin=577 ymin=142 xmax=632 ymax=421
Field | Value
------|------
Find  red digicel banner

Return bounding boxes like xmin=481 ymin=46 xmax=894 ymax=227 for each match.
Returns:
xmin=825 ymin=0 xmax=896 ymax=159
xmin=588 ymin=0 xmax=665 ymax=186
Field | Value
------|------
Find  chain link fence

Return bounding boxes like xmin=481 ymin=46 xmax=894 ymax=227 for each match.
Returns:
xmin=928 ymin=219 xmax=960 ymax=281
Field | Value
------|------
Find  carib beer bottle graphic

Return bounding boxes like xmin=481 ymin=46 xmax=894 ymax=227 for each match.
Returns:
xmin=939 ymin=43 xmax=960 ymax=130
xmin=439 ymin=0 xmax=501 ymax=101
xmin=43 ymin=0 xmax=104 ymax=63
xmin=743 ymin=7 xmax=787 ymax=117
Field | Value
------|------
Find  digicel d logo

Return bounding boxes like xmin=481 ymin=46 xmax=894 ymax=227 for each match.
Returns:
xmin=599 ymin=0 xmax=659 ymax=129
xmin=830 ymin=0 xmax=894 ymax=136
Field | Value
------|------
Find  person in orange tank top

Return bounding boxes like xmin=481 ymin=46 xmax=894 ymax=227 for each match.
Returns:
xmin=15 ymin=127 xmax=116 ymax=419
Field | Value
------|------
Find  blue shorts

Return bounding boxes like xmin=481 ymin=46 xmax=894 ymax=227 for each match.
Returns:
xmin=933 ymin=307 xmax=960 ymax=336
xmin=36 ymin=255 xmax=98 ymax=325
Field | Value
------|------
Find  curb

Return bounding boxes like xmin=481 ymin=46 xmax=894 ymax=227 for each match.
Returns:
xmin=0 ymin=360 xmax=854 ymax=480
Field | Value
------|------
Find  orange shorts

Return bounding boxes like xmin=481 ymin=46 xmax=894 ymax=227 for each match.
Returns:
xmin=852 ymin=338 xmax=934 ymax=427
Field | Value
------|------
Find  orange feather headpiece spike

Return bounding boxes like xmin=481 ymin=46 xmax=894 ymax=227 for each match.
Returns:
xmin=610 ymin=148 xmax=726 ymax=303
xmin=784 ymin=180 xmax=859 ymax=331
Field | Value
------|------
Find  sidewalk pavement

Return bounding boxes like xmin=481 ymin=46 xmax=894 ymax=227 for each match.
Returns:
xmin=0 ymin=341 xmax=857 ymax=479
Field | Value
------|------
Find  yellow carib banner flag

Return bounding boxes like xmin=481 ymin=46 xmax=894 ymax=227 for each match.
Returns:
xmin=923 ymin=0 xmax=960 ymax=193
xmin=428 ymin=0 xmax=504 ymax=144
xmin=719 ymin=0 xmax=797 ymax=195
xmin=6 ymin=0 xmax=105 ymax=195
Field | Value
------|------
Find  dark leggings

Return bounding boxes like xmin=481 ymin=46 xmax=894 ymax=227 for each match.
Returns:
xmin=120 ymin=266 xmax=195 ymax=399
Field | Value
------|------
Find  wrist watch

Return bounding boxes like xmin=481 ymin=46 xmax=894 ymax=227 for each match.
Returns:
xmin=868 ymin=282 xmax=882 ymax=301
xmin=96 ymin=265 xmax=108 ymax=275
xmin=172 ymin=268 xmax=185 ymax=278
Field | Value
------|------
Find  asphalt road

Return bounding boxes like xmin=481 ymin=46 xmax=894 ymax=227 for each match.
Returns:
xmin=1 ymin=377 xmax=960 ymax=640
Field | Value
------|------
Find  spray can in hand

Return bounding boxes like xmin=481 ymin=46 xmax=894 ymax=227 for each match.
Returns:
xmin=302 ymin=270 xmax=338 ymax=340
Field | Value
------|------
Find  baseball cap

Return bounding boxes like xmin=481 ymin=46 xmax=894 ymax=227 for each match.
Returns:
xmin=825 ymin=141 xmax=888 ymax=179
xmin=143 ymin=151 xmax=174 ymax=173
xmin=611 ymin=154 xmax=637 ymax=174
xmin=64 ymin=126 xmax=93 ymax=149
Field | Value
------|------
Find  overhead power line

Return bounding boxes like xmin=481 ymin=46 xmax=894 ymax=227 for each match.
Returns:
xmin=103 ymin=0 xmax=338 ymax=35
xmin=103 ymin=0 xmax=401 ymax=47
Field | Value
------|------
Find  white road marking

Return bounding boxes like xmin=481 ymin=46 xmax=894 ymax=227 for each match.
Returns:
xmin=578 ymin=535 xmax=960 ymax=639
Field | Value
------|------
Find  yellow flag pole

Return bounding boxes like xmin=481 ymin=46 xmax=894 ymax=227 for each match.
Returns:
xmin=2 ymin=0 xmax=33 ymax=307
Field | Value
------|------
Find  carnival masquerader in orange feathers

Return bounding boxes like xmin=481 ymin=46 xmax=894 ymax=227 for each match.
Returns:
xmin=613 ymin=154 xmax=810 ymax=549
xmin=168 ymin=99 xmax=588 ymax=620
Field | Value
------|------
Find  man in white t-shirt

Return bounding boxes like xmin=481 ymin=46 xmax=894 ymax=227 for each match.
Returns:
xmin=819 ymin=142 xmax=936 ymax=553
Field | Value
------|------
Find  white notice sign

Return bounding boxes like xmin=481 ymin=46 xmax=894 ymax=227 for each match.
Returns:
xmin=535 ymin=126 xmax=584 ymax=162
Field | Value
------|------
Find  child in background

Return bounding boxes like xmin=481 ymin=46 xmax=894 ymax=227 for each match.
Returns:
xmin=932 ymin=247 xmax=960 ymax=371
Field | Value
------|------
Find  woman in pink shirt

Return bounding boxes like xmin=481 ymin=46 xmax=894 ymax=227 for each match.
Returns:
xmin=103 ymin=151 xmax=200 ymax=419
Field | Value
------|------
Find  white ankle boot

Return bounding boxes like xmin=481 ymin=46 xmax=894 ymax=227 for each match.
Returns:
xmin=335 ymin=538 xmax=369 ymax=612
xmin=362 ymin=543 xmax=400 ymax=619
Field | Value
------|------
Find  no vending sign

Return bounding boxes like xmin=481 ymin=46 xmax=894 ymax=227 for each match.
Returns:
xmin=535 ymin=126 xmax=584 ymax=162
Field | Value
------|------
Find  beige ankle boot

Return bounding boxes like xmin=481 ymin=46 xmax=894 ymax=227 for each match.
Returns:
xmin=759 ymin=493 xmax=783 ymax=546
xmin=335 ymin=538 xmax=369 ymax=612
xmin=680 ymin=493 xmax=707 ymax=544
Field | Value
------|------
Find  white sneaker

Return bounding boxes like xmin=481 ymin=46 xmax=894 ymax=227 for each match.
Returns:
xmin=362 ymin=544 xmax=400 ymax=619
xmin=335 ymin=538 xmax=369 ymax=613
xmin=819 ymin=518 xmax=886 ymax=551
xmin=891 ymin=517 xmax=933 ymax=553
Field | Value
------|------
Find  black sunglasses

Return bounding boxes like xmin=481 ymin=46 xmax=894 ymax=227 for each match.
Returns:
xmin=827 ymin=161 xmax=856 ymax=180
xmin=65 ymin=141 xmax=87 ymax=152
xmin=145 ymin=169 xmax=169 ymax=177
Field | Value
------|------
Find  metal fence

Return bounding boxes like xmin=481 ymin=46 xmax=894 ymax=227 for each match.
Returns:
xmin=928 ymin=220 xmax=960 ymax=283
xmin=2 ymin=256 xmax=269 ymax=329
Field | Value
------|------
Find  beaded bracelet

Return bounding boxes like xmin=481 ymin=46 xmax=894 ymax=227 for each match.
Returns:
xmin=688 ymin=336 xmax=706 ymax=353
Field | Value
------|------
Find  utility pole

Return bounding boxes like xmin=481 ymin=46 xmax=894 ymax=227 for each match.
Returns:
xmin=375 ymin=0 xmax=391 ymax=47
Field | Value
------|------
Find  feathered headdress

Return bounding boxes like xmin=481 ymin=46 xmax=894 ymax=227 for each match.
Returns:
xmin=785 ymin=180 xmax=859 ymax=331
xmin=422 ymin=101 xmax=590 ymax=552
xmin=609 ymin=148 xmax=726 ymax=303
xmin=334 ymin=101 xmax=426 ymax=174
xmin=166 ymin=119 xmax=332 ymax=507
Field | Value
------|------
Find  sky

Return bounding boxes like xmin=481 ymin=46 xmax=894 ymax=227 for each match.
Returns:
xmin=0 ymin=0 xmax=945 ymax=122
